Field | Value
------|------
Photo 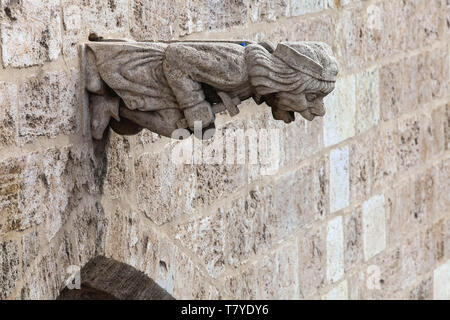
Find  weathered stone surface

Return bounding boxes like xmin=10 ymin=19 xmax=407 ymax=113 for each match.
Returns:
xmin=433 ymin=260 xmax=450 ymax=299
xmin=104 ymin=132 xmax=132 ymax=199
xmin=349 ymin=134 xmax=372 ymax=203
xmin=264 ymin=157 xmax=329 ymax=239
xmin=365 ymin=1 xmax=395 ymax=63
xmin=204 ymin=0 xmax=248 ymax=30
xmin=246 ymin=109 xmax=284 ymax=181
xmin=299 ymin=225 xmax=326 ymax=298
xmin=323 ymin=280 xmax=348 ymax=300
xmin=19 ymin=70 xmax=79 ymax=144
xmin=371 ymin=124 xmax=398 ymax=192
xmin=409 ymin=277 xmax=433 ymax=300
xmin=225 ymin=187 xmax=273 ymax=268
xmin=291 ymin=12 xmax=336 ymax=45
xmin=104 ymin=209 xmax=218 ymax=299
xmin=249 ymin=0 xmax=289 ymax=22
xmin=130 ymin=0 xmax=176 ymax=40
xmin=329 ymin=146 xmax=349 ymax=213
xmin=21 ymin=230 xmax=40 ymax=273
xmin=327 ymin=216 xmax=344 ymax=283
xmin=323 ymin=75 xmax=356 ymax=147
xmin=282 ymin=110 xmax=323 ymax=168
xmin=41 ymin=145 xmax=97 ymax=241
xmin=174 ymin=210 xmax=225 ymax=277
xmin=63 ymin=0 xmax=129 ymax=57
xmin=0 ymin=240 xmax=19 ymax=299
xmin=379 ymin=61 xmax=404 ymax=121
xmin=397 ymin=116 xmax=421 ymax=171
xmin=340 ymin=5 xmax=366 ymax=71
xmin=362 ymin=194 xmax=386 ymax=261
xmin=256 ymin=242 xmax=299 ymax=299
xmin=291 ymin=0 xmax=334 ymax=16
xmin=177 ymin=0 xmax=205 ymax=36
xmin=0 ymin=0 xmax=61 ymax=67
xmin=20 ymin=237 xmax=73 ymax=300
xmin=135 ymin=146 xmax=196 ymax=225
xmin=344 ymin=207 xmax=363 ymax=271
xmin=192 ymin=161 xmax=247 ymax=209
xmin=0 ymin=81 xmax=17 ymax=147
xmin=224 ymin=263 xmax=258 ymax=299
xmin=355 ymin=68 xmax=380 ymax=134
xmin=0 ymin=154 xmax=42 ymax=233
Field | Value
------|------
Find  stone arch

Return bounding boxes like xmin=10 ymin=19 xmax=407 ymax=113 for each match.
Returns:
xmin=57 ymin=256 xmax=174 ymax=300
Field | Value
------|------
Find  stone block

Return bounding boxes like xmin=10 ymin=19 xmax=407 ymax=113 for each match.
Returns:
xmin=379 ymin=61 xmax=404 ymax=121
xmin=0 ymin=0 xmax=61 ymax=67
xmin=249 ymin=0 xmax=289 ymax=22
xmin=431 ymin=158 xmax=450 ymax=220
xmin=19 ymin=70 xmax=79 ymax=144
xmin=135 ymin=145 xmax=196 ymax=225
xmin=327 ymin=216 xmax=344 ymax=283
xmin=340 ymin=5 xmax=366 ymax=72
xmin=323 ymin=75 xmax=356 ymax=147
xmin=344 ymin=207 xmax=363 ymax=271
xmin=225 ymin=187 xmax=273 ymax=268
xmin=104 ymin=132 xmax=132 ymax=199
xmin=362 ymin=194 xmax=386 ymax=261
xmin=0 ymin=154 xmax=42 ymax=233
xmin=256 ymin=241 xmax=299 ymax=299
xmin=63 ymin=0 xmax=129 ymax=57
xmin=245 ymin=108 xmax=284 ymax=182
xmin=174 ymin=209 xmax=225 ymax=277
xmin=283 ymin=113 xmax=323 ymax=168
xmin=0 ymin=240 xmax=19 ymax=299
xmin=290 ymin=12 xmax=336 ymax=46
xmin=291 ymin=0 xmax=334 ymax=16
xmin=204 ymin=0 xmax=248 ymax=31
xmin=433 ymin=260 xmax=450 ymax=299
xmin=329 ymin=146 xmax=349 ymax=213
xmin=371 ymin=124 xmax=398 ymax=192
xmin=0 ymin=81 xmax=17 ymax=147
xmin=355 ymin=68 xmax=380 ymax=134
xmin=130 ymin=0 xmax=177 ymax=40
xmin=177 ymin=0 xmax=205 ymax=36
xmin=21 ymin=230 xmax=40 ymax=272
xmin=264 ymin=156 xmax=329 ymax=239
xmin=409 ymin=277 xmax=433 ymax=300
xmin=299 ymin=225 xmax=326 ymax=298
xmin=426 ymin=47 xmax=449 ymax=101
xmin=322 ymin=280 xmax=348 ymax=300
xmin=349 ymin=134 xmax=372 ymax=203
xmin=41 ymin=146 xmax=96 ymax=241
xmin=419 ymin=106 xmax=447 ymax=162
xmin=365 ymin=1 xmax=395 ymax=62
xmin=397 ymin=116 xmax=421 ymax=171
xmin=224 ymin=264 xmax=258 ymax=299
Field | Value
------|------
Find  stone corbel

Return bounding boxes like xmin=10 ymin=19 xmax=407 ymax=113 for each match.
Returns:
xmin=82 ymin=39 xmax=338 ymax=140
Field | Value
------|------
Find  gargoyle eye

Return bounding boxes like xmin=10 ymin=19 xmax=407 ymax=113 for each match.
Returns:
xmin=305 ymin=93 xmax=318 ymax=102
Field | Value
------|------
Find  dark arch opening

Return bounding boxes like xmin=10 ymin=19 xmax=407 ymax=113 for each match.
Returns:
xmin=57 ymin=256 xmax=174 ymax=300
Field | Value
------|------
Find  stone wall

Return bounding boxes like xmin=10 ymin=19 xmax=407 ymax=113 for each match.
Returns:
xmin=0 ymin=0 xmax=449 ymax=300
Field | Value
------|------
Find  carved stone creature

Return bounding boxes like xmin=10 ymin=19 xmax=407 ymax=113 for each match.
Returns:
xmin=84 ymin=40 xmax=338 ymax=140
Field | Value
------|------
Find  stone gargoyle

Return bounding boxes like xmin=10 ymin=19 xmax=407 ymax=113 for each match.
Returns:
xmin=83 ymin=39 xmax=338 ymax=140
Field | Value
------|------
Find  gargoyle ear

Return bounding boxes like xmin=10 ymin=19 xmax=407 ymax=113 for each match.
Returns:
xmin=258 ymin=41 xmax=275 ymax=54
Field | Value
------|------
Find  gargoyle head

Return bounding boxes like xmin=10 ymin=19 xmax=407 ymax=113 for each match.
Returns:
xmin=247 ymin=42 xmax=338 ymax=123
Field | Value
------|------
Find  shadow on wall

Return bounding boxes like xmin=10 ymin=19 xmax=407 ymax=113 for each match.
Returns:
xmin=57 ymin=256 xmax=174 ymax=300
